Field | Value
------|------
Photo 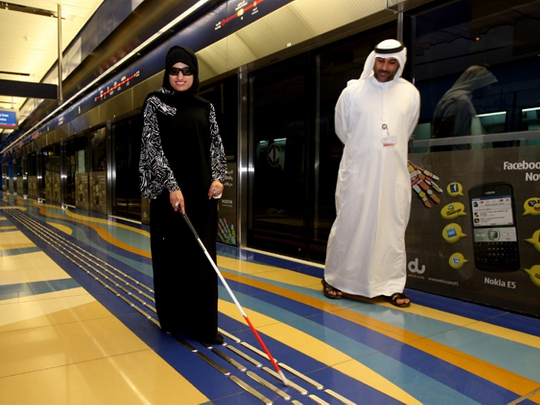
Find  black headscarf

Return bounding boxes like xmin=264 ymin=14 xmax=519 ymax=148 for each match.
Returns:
xmin=162 ymin=45 xmax=201 ymax=94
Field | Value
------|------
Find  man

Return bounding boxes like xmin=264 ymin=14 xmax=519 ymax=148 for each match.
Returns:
xmin=322 ymin=39 xmax=420 ymax=307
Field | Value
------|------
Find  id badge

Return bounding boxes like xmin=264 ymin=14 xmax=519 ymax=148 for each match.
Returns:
xmin=382 ymin=136 xmax=397 ymax=146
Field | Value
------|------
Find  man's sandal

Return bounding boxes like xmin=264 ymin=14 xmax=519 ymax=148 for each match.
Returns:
xmin=322 ymin=279 xmax=342 ymax=299
xmin=386 ymin=292 xmax=411 ymax=308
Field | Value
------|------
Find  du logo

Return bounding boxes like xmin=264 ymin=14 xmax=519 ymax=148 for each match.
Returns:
xmin=408 ymin=258 xmax=426 ymax=274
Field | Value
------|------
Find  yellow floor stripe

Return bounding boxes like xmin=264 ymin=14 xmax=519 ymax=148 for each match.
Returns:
xmin=36 ymin=206 xmax=151 ymax=258
xmin=48 ymin=222 xmax=73 ymax=235
xmin=222 ymin=271 xmax=540 ymax=398
xmin=235 ymin=261 xmax=540 ymax=349
xmin=243 ymin=258 xmax=540 ymax=349
xmin=218 ymin=299 xmax=421 ymax=404
xmin=64 ymin=208 xmax=150 ymax=237
xmin=218 ymin=258 xmax=540 ymax=348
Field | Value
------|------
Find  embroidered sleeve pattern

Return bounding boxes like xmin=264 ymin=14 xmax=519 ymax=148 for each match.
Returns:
xmin=139 ymin=94 xmax=180 ymax=199
xmin=209 ymin=103 xmax=227 ymax=183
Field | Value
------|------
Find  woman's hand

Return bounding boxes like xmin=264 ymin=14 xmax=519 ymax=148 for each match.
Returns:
xmin=208 ymin=181 xmax=224 ymax=200
xmin=170 ymin=190 xmax=185 ymax=214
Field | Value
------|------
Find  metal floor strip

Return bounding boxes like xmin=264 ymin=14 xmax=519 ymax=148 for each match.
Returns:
xmin=241 ymin=341 xmax=276 ymax=362
xmin=227 ymin=345 xmax=263 ymax=367
xmin=2 ymin=203 xmax=362 ymax=405
xmin=279 ymin=362 xmax=324 ymax=390
xmin=197 ymin=351 xmax=231 ymax=375
xmin=172 ymin=335 xmax=198 ymax=352
xmin=307 ymin=394 xmax=330 ymax=405
xmin=4 ymin=207 xmax=158 ymax=320
xmin=230 ymin=375 xmax=272 ymax=405
xmin=212 ymin=347 xmax=248 ymax=371
xmin=247 ymin=370 xmax=291 ymax=401
xmin=263 ymin=366 xmax=308 ymax=395
xmin=219 ymin=327 xmax=242 ymax=343
xmin=324 ymin=389 xmax=357 ymax=405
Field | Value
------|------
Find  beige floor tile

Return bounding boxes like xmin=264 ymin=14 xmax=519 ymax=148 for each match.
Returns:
xmin=0 ymin=292 xmax=107 ymax=331
xmin=0 ymin=286 xmax=88 ymax=305
xmin=0 ymin=231 xmax=35 ymax=251
xmin=0 ymin=316 xmax=150 ymax=378
xmin=0 ymin=350 xmax=209 ymax=405
xmin=0 ymin=252 xmax=61 ymax=273
xmin=0 ymin=262 xmax=71 ymax=285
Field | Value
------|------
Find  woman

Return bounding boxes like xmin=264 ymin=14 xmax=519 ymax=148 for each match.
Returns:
xmin=139 ymin=45 xmax=227 ymax=343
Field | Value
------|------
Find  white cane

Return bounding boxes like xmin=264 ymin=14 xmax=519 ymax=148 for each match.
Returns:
xmin=180 ymin=212 xmax=289 ymax=386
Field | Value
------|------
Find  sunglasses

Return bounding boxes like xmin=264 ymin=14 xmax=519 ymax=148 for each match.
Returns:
xmin=169 ymin=66 xmax=194 ymax=76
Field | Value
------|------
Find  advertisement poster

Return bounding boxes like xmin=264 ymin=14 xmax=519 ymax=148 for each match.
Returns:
xmin=28 ymin=176 xmax=37 ymax=199
xmin=89 ymin=172 xmax=107 ymax=215
xmin=76 ymin=173 xmax=89 ymax=211
xmin=406 ymin=145 xmax=540 ymax=316
xmin=45 ymin=173 xmax=61 ymax=204
xmin=217 ymin=162 xmax=237 ymax=246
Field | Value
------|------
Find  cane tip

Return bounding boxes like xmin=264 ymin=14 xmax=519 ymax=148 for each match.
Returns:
xmin=278 ymin=370 xmax=289 ymax=386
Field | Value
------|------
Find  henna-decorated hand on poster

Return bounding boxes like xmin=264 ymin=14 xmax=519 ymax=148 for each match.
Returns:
xmin=408 ymin=161 xmax=442 ymax=208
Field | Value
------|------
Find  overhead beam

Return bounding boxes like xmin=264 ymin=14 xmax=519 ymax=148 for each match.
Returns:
xmin=0 ymin=80 xmax=57 ymax=99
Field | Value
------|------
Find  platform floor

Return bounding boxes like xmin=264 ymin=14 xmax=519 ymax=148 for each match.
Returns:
xmin=1 ymin=193 xmax=540 ymax=405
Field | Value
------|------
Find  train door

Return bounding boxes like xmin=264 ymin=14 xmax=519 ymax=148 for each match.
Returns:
xmin=111 ymin=115 xmax=142 ymax=221
xmin=14 ymin=155 xmax=23 ymax=195
xmin=5 ymin=159 xmax=14 ymax=194
xmin=27 ymin=151 xmax=38 ymax=199
xmin=200 ymin=78 xmax=239 ymax=246
xmin=245 ymin=28 xmax=396 ymax=262
xmin=247 ymin=55 xmax=312 ymax=259
xmin=89 ymin=127 xmax=108 ymax=215
xmin=15 ymin=154 xmax=28 ymax=197
xmin=1 ymin=162 xmax=8 ymax=191
xmin=42 ymin=144 xmax=61 ymax=203
xmin=64 ymin=135 xmax=89 ymax=208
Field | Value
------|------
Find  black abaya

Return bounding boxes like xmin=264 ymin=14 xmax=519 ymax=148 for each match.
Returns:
xmin=139 ymin=46 xmax=226 ymax=342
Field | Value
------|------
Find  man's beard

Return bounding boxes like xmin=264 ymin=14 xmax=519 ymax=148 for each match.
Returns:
xmin=374 ymin=69 xmax=396 ymax=82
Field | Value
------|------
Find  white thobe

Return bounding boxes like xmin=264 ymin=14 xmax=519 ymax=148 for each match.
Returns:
xmin=325 ymin=75 xmax=420 ymax=297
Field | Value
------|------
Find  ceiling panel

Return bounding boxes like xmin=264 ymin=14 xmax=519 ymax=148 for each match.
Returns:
xmin=290 ymin=0 xmax=383 ymax=34
xmin=1 ymin=0 xmax=397 ymax=137
xmin=0 ymin=0 xmax=104 ymax=129
xmin=198 ymin=0 xmax=396 ymax=82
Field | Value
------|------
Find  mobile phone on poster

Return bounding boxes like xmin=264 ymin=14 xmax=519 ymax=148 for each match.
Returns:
xmin=468 ymin=182 xmax=520 ymax=272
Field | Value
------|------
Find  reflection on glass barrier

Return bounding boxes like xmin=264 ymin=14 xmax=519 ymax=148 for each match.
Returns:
xmin=430 ymin=66 xmax=498 ymax=152
xmin=522 ymin=107 xmax=540 ymax=131
xmin=476 ymin=111 xmax=507 ymax=134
